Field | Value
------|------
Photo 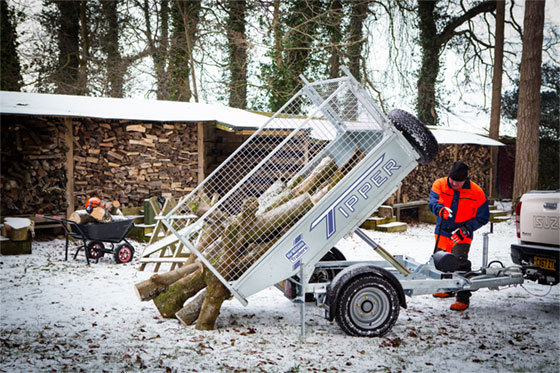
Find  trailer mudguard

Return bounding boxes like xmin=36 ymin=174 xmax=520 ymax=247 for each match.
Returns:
xmin=326 ymin=263 xmax=407 ymax=321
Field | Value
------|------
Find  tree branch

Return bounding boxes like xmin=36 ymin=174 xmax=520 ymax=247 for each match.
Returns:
xmin=438 ymin=0 xmax=496 ymax=45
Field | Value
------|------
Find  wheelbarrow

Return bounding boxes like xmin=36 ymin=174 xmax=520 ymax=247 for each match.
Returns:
xmin=36 ymin=214 xmax=136 ymax=265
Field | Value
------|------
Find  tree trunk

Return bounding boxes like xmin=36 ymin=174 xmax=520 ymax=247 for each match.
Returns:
xmin=78 ymin=1 xmax=89 ymax=96
xmin=488 ymin=0 xmax=505 ymax=198
xmin=54 ymin=0 xmax=81 ymax=95
xmin=170 ymin=0 xmax=201 ymax=102
xmin=347 ymin=0 xmax=369 ymax=82
xmin=101 ymin=0 xmax=123 ymax=98
xmin=226 ymin=0 xmax=248 ymax=109
xmin=326 ymin=0 xmax=343 ymax=79
xmin=416 ymin=0 xmax=440 ymax=126
xmin=513 ymin=0 xmax=545 ymax=203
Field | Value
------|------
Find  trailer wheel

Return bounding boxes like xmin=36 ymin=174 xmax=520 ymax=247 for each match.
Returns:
xmin=87 ymin=241 xmax=105 ymax=260
xmin=387 ymin=109 xmax=438 ymax=164
xmin=334 ymin=274 xmax=400 ymax=337
xmin=114 ymin=243 xmax=134 ymax=264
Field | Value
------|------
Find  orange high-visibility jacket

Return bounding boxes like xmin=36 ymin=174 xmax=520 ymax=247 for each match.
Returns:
xmin=429 ymin=177 xmax=490 ymax=242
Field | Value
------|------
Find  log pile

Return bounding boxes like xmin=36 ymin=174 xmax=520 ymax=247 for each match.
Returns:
xmin=134 ymin=156 xmax=342 ymax=330
xmin=0 ymin=117 xmax=68 ymax=216
xmin=397 ymin=144 xmax=491 ymax=203
xmin=72 ymin=120 xmax=199 ymax=208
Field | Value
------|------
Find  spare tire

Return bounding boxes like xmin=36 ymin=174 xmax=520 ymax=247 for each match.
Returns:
xmin=387 ymin=109 xmax=438 ymax=164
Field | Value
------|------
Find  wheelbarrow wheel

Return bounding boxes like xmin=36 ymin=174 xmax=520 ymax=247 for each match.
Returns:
xmin=87 ymin=241 xmax=105 ymax=261
xmin=334 ymin=274 xmax=400 ymax=337
xmin=114 ymin=243 xmax=134 ymax=264
xmin=387 ymin=109 xmax=438 ymax=164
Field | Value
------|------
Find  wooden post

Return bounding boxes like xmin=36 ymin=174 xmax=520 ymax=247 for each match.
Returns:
xmin=64 ymin=117 xmax=75 ymax=218
xmin=197 ymin=121 xmax=206 ymax=184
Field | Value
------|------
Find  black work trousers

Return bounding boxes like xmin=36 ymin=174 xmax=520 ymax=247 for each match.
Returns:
xmin=452 ymin=243 xmax=472 ymax=304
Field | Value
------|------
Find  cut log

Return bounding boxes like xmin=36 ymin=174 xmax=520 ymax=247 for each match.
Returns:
xmin=261 ymin=156 xmax=337 ymax=212
xmin=196 ymin=270 xmax=231 ymax=330
xmin=292 ymin=156 xmax=338 ymax=197
xmin=90 ymin=205 xmax=113 ymax=223
xmin=153 ymin=267 xmax=206 ymax=318
xmin=176 ymin=289 xmax=206 ymax=326
xmin=69 ymin=210 xmax=96 ymax=224
xmin=134 ymin=262 xmax=201 ymax=301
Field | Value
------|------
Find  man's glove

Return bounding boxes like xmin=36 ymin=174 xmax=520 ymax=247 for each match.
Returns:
xmin=438 ymin=207 xmax=453 ymax=220
xmin=451 ymin=226 xmax=470 ymax=243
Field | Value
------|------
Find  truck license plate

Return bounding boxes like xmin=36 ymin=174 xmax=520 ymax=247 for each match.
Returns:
xmin=534 ymin=256 xmax=556 ymax=271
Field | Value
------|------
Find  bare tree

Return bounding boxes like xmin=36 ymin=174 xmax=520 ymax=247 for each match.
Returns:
xmin=513 ymin=0 xmax=546 ymax=203
xmin=416 ymin=0 xmax=496 ymax=126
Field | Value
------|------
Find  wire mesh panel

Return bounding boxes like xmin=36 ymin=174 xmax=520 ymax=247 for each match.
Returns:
xmin=161 ymin=71 xmax=392 ymax=295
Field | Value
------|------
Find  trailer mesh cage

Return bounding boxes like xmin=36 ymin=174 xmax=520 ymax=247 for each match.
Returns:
xmin=162 ymin=69 xmax=391 ymax=289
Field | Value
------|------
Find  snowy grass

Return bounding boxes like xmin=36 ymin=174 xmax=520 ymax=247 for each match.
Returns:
xmin=1 ymin=220 xmax=558 ymax=372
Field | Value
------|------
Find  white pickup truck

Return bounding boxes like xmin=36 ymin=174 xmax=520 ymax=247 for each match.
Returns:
xmin=511 ymin=190 xmax=560 ymax=285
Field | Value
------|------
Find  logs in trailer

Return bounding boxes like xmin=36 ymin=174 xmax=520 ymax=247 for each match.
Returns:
xmin=161 ymin=67 xmax=529 ymax=337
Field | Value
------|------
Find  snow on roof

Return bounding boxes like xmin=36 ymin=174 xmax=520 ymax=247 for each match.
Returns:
xmin=0 ymin=91 xmax=502 ymax=146
xmin=427 ymin=126 xmax=503 ymax=146
xmin=0 ymin=91 xmax=268 ymax=129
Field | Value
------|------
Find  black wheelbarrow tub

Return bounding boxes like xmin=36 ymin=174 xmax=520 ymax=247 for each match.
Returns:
xmin=71 ymin=219 xmax=135 ymax=243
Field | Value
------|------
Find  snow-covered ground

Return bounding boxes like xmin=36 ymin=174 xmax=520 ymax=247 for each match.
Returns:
xmin=1 ymin=218 xmax=558 ymax=372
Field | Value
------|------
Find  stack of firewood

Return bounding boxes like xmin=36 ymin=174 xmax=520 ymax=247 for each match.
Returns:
xmin=73 ymin=120 xmax=199 ymax=208
xmin=398 ymin=144 xmax=491 ymax=203
xmin=0 ymin=117 xmax=69 ymax=216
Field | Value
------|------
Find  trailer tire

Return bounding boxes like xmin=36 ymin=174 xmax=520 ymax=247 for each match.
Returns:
xmin=114 ymin=243 xmax=134 ymax=264
xmin=334 ymin=274 xmax=400 ymax=337
xmin=388 ymin=109 xmax=438 ymax=164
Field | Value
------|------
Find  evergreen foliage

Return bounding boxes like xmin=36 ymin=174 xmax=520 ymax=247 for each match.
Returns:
xmin=0 ymin=0 xmax=23 ymax=91
xmin=503 ymin=63 xmax=560 ymax=190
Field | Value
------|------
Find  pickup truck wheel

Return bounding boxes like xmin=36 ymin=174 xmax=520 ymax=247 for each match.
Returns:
xmin=334 ymin=274 xmax=400 ymax=337
xmin=388 ymin=109 xmax=438 ymax=164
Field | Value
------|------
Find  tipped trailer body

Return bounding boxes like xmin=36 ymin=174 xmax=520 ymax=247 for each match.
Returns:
xmin=161 ymin=68 xmax=524 ymax=337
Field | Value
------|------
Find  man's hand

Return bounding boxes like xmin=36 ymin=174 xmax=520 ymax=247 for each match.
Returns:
xmin=438 ymin=207 xmax=453 ymax=220
xmin=452 ymin=226 xmax=470 ymax=243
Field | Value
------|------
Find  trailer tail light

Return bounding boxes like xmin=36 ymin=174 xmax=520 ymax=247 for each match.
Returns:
xmin=515 ymin=201 xmax=522 ymax=239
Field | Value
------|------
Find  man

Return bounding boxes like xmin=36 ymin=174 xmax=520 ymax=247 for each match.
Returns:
xmin=428 ymin=160 xmax=490 ymax=311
